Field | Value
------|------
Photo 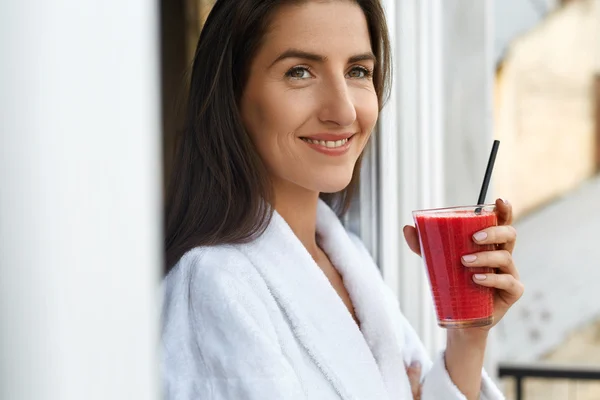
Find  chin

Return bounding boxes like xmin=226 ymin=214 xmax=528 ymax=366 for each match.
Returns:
xmin=289 ymin=164 xmax=356 ymax=194
xmin=313 ymin=174 xmax=354 ymax=194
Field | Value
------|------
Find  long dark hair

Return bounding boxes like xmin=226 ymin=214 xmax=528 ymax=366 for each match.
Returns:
xmin=164 ymin=0 xmax=391 ymax=272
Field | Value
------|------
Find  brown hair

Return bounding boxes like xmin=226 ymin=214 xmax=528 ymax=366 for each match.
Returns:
xmin=164 ymin=0 xmax=391 ymax=272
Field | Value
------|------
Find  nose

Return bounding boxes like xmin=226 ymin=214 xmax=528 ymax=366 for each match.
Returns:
xmin=317 ymin=79 xmax=357 ymax=127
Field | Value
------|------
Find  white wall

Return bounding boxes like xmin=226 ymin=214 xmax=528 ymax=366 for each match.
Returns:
xmin=0 ymin=1 xmax=162 ymax=399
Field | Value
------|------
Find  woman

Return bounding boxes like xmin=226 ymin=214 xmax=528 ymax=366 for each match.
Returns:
xmin=162 ymin=0 xmax=523 ymax=399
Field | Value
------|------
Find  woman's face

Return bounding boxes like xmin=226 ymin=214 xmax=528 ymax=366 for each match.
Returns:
xmin=240 ymin=0 xmax=379 ymax=197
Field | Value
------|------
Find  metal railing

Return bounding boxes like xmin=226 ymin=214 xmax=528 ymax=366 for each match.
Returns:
xmin=498 ymin=363 xmax=600 ymax=400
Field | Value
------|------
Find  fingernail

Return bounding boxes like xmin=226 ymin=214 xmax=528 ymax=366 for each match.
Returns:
xmin=410 ymin=361 xmax=421 ymax=369
xmin=500 ymin=198 xmax=509 ymax=205
xmin=473 ymin=232 xmax=488 ymax=242
xmin=462 ymin=254 xmax=477 ymax=263
xmin=474 ymin=274 xmax=487 ymax=281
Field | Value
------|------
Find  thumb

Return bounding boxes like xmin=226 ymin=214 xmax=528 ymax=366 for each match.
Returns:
xmin=403 ymin=225 xmax=422 ymax=256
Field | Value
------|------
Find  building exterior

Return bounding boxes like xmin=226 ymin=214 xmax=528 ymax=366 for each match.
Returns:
xmin=494 ymin=0 xmax=600 ymax=219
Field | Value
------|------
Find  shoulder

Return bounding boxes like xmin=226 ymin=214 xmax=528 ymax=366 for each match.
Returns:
xmin=161 ymin=244 xmax=280 ymax=346
xmin=164 ymin=245 xmax=261 ymax=299
xmin=161 ymin=244 xmax=277 ymax=333
xmin=161 ymin=246 xmax=301 ymax=396
xmin=162 ymin=244 xmax=278 ymax=319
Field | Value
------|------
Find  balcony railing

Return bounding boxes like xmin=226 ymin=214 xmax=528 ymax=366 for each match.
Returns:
xmin=498 ymin=363 xmax=600 ymax=400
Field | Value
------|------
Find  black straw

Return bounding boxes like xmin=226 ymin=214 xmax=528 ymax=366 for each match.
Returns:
xmin=477 ymin=140 xmax=500 ymax=206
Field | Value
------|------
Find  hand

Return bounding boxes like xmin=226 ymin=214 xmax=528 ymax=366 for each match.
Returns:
xmin=403 ymin=198 xmax=525 ymax=331
xmin=406 ymin=361 xmax=422 ymax=400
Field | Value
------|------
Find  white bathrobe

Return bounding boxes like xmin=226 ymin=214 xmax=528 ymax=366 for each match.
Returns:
xmin=161 ymin=200 xmax=506 ymax=399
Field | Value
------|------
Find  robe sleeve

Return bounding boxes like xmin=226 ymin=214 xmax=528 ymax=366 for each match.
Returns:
xmin=162 ymin=256 xmax=306 ymax=400
xmin=397 ymin=310 xmax=505 ymax=400
xmin=348 ymin=232 xmax=506 ymax=400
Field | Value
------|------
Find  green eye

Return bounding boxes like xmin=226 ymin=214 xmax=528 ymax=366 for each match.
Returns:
xmin=347 ymin=66 xmax=373 ymax=79
xmin=286 ymin=67 xmax=312 ymax=79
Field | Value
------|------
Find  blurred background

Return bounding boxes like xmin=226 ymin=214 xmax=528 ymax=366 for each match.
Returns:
xmin=1 ymin=0 xmax=599 ymax=399
xmin=494 ymin=1 xmax=600 ymax=399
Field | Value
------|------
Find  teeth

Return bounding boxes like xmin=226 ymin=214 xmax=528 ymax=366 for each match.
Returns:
xmin=301 ymin=137 xmax=350 ymax=148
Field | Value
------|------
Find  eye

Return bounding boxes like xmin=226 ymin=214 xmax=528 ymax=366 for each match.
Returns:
xmin=285 ymin=66 xmax=313 ymax=80
xmin=347 ymin=66 xmax=373 ymax=79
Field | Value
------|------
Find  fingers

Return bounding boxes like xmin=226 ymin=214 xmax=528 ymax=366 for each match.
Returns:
xmin=406 ymin=361 xmax=422 ymax=399
xmin=461 ymin=250 xmax=519 ymax=279
xmin=403 ymin=225 xmax=422 ymax=256
xmin=495 ymin=198 xmax=513 ymax=226
xmin=473 ymin=273 xmax=525 ymax=301
xmin=473 ymin=224 xmax=517 ymax=253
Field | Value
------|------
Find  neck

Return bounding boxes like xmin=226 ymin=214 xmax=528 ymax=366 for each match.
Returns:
xmin=271 ymin=180 xmax=321 ymax=259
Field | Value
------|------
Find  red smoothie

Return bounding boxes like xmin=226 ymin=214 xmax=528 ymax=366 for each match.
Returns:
xmin=413 ymin=206 xmax=497 ymax=328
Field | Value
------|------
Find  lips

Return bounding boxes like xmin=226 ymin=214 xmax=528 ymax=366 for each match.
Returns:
xmin=300 ymin=133 xmax=355 ymax=141
xmin=300 ymin=136 xmax=350 ymax=148
xmin=299 ymin=132 xmax=355 ymax=155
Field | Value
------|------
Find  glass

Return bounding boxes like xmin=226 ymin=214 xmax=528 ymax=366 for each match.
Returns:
xmin=413 ymin=205 xmax=497 ymax=328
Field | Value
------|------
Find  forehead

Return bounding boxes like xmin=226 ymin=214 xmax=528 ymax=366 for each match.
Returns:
xmin=261 ymin=1 xmax=373 ymax=58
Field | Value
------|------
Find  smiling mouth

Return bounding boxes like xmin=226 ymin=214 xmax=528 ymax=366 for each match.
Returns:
xmin=299 ymin=135 xmax=354 ymax=149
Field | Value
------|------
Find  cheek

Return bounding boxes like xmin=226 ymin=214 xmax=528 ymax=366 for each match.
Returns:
xmin=361 ymin=91 xmax=379 ymax=123
xmin=242 ymin=92 xmax=275 ymax=143
xmin=241 ymin=92 xmax=303 ymax=164
xmin=355 ymin=91 xmax=379 ymax=141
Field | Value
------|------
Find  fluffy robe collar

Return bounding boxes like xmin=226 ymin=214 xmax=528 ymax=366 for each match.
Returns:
xmin=239 ymin=199 xmax=411 ymax=400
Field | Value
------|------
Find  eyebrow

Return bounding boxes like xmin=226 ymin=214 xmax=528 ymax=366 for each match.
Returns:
xmin=269 ymin=49 xmax=377 ymax=68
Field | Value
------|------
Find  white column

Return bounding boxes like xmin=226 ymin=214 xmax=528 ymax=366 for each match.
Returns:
xmin=417 ymin=0 xmax=447 ymax=354
xmin=381 ymin=0 xmax=497 ymax=368
xmin=0 ymin=1 xmax=162 ymax=399
xmin=380 ymin=0 xmax=446 ymax=358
